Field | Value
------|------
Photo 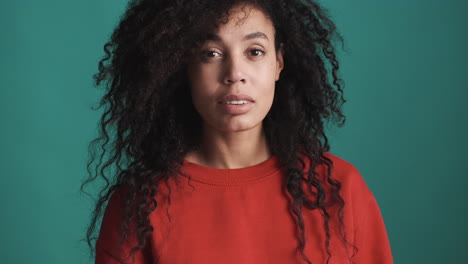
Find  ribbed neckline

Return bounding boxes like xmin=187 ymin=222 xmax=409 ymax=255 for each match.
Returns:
xmin=180 ymin=155 xmax=281 ymax=185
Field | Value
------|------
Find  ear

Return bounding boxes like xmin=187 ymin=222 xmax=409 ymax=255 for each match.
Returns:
xmin=275 ymin=43 xmax=284 ymax=81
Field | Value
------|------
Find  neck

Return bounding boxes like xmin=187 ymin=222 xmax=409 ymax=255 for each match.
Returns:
xmin=186 ymin=123 xmax=271 ymax=169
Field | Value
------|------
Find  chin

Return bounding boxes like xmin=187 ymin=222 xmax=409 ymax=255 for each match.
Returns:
xmin=218 ymin=121 xmax=262 ymax=133
xmin=202 ymin=114 xmax=266 ymax=134
xmin=223 ymin=126 xmax=254 ymax=133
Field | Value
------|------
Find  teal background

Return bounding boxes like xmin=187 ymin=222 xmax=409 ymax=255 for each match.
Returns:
xmin=0 ymin=0 xmax=466 ymax=263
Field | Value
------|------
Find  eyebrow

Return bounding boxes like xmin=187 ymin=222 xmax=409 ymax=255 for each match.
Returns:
xmin=205 ymin=31 xmax=269 ymax=42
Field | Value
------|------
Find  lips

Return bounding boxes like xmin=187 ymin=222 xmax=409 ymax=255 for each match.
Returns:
xmin=218 ymin=94 xmax=255 ymax=104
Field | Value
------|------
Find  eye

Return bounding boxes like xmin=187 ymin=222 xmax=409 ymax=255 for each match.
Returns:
xmin=204 ymin=50 xmax=222 ymax=58
xmin=249 ymin=48 xmax=265 ymax=57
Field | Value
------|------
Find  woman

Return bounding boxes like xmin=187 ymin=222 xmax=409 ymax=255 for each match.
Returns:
xmin=83 ymin=0 xmax=394 ymax=263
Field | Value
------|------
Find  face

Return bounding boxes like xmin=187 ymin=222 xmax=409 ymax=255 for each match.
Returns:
xmin=187 ymin=5 xmax=284 ymax=134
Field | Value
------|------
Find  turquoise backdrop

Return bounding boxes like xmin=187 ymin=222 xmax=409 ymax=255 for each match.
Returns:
xmin=1 ymin=0 xmax=466 ymax=263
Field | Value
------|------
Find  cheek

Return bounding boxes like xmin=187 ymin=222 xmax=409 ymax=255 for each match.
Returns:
xmin=188 ymin=66 xmax=219 ymax=120
xmin=260 ymin=65 xmax=278 ymax=114
xmin=256 ymin=63 xmax=278 ymax=96
xmin=190 ymin=66 xmax=219 ymax=96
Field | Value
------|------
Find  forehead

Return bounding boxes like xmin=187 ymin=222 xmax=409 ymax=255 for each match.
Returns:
xmin=210 ymin=5 xmax=275 ymax=40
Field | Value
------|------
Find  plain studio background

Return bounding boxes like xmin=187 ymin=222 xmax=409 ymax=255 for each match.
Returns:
xmin=0 ymin=0 xmax=466 ymax=263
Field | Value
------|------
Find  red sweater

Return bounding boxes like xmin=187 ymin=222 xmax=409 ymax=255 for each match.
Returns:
xmin=96 ymin=153 xmax=393 ymax=264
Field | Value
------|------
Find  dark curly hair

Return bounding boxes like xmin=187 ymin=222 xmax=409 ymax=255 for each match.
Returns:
xmin=81 ymin=0 xmax=353 ymax=263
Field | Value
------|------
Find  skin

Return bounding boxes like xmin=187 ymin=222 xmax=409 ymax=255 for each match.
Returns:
xmin=186 ymin=4 xmax=284 ymax=169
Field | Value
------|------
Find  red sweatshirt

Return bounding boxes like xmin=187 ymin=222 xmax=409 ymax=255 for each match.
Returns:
xmin=95 ymin=153 xmax=393 ymax=264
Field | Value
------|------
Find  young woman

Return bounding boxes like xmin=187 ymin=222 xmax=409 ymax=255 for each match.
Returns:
xmin=83 ymin=0 xmax=394 ymax=263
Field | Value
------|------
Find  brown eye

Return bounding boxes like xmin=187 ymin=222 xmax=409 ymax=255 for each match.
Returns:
xmin=205 ymin=50 xmax=222 ymax=57
xmin=250 ymin=49 xmax=265 ymax=56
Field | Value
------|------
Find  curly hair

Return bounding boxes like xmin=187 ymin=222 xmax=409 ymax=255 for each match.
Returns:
xmin=81 ymin=0 xmax=353 ymax=263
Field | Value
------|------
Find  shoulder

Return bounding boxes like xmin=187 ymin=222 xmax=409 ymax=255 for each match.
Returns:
xmin=320 ymin=152 xmax=373 ymax=199
xmin=322 ymin=152 xmax=359 ymax=173
xmin=319 ymin=155 xmax=393 ymax=262
xmin=98 ymin=185 xmax=133 ymax=233
xmin=321 ymin=152 xmax=362 ymax=180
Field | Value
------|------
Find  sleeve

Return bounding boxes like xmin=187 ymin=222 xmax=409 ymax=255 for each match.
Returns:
xmin=352 ymin=193 xmax=394 ymax=264
xmin=95 ymin=188 xmax=152 ymax=264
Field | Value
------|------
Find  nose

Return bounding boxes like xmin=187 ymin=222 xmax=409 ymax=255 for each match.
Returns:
xmin=223 ymin=55 xmax=246 ymax=85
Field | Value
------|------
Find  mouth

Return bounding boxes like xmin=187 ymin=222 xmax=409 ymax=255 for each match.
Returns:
xmin=218 ymin=94 xmax=255 ymax=105
xmin=221 ymin=100 xmax=251 ymax=105
xmin=218 ymin=100 xmax=254 ymax=115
